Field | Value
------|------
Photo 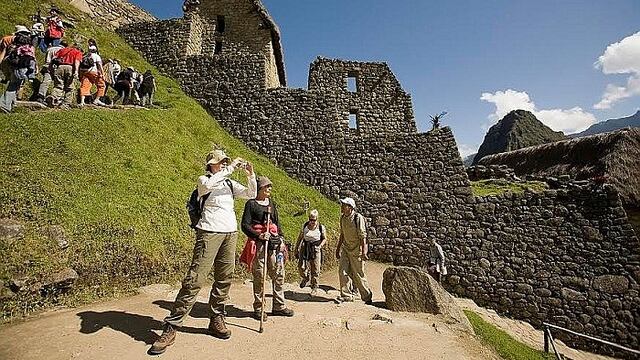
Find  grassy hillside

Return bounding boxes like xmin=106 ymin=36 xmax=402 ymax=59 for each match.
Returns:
xmin=0 ymin=0 xmax=341 ymax=320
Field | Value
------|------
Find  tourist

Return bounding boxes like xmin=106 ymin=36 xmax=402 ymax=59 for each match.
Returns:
xmin=295 ymin=209 xmax=327 ymax=296
xmin=78 ymin=45 xmax=106 ymax=106
xmin=44 ymin=7 xmax=64 ymax=47
xmin=0 ymin=29 xmax=37 ymax=113
xmin=49 ymin=42 xmax=82 ymax=107
xmin=241 ymin=176 xmax=295 ymax=321
xmin=138 ymin=70 xmax=156 ymax=106
xmin=113 ymin=66 xmax=134 ymax=105
xmin=34 ymin=40 xmax=64 ymax=103
xmin=427 ymin=238 xmax=446 ymax=282
xmin=102 ymin=58 xmax=120 ymax=94
xmin=0 ymin=26 xmax=31 ymax=83
xmin=335 ymin=197 xmax=372 ymax=304
xmin=150 ymin=150 xmax=256 ymax=355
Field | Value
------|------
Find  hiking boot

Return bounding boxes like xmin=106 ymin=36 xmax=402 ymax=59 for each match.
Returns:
xmin=149 ymin=323 xmax=176 ymax=355
xmin=253 ymin=310 xmax=268 ymax=322
xmin=364 ymin=298 xmax=373 ymax=305
xmin=310 ymin=288 xmax=318 ymax=297
xmin=208 ymin=314 xmax=231 ymax=339
xmin=272 ymin=308 xmax=294 ymax=317
xmin=335 ymin=296 xmax=354 ymax=303
xmin=93 ymin=99 xmax=106 ymax=106
xmin=299 ymin=277 xmax=309 ymax=289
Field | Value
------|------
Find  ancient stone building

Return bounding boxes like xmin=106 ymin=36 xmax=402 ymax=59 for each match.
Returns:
xmin=68 ymin=0 xmax=156 ymax=29
xmin=115 ymin=0 xmax=639 ymax=354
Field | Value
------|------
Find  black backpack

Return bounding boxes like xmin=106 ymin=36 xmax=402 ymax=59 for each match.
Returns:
xmin=187 ymin=177 xmax=233 ymax=229
xmin=79 ymin=53 xmax=95 ymax=70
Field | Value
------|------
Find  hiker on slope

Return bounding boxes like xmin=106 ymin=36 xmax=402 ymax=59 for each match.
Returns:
xmin=150 ymin=149 xmax=256 ymax=355
xmin=240 ymin=176 xmax=295 ymax=321
xmin=335 ymin=197 xmax=373 ymax=304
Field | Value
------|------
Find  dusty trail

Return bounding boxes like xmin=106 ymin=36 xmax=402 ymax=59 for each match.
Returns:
xmin=0 ymin=262 xmax=498 ymax=360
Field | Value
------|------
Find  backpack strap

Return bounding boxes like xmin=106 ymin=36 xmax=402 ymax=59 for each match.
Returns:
xmin=199 ymin=174 xmax=213 ymax=211
xmin=319 ymin=224 xmax=325 ymax=241
xmin=225 ymin=178 xmax=233 ymax=198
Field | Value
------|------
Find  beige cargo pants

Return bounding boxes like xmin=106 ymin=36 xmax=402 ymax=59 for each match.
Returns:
xmin=338 ymin=249 xmax=372 ymax=302
xmin=252 ymin=243 xmax=286 ymax=312
xmin=164 ymin=230 xmax=236 ymax=326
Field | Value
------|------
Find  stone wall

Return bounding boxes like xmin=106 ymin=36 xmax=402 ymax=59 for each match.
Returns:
xmin=115 ymin=2 xmax=640 ymax=354
xmin=68 ymin=0 xmax=156 ymax=29
xmin=444 ymin=181 xmax=640 ymax=354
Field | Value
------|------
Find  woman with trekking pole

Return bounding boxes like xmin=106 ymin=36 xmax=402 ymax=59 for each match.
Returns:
xmin=240 ymin=176 xmax=295 ymax=329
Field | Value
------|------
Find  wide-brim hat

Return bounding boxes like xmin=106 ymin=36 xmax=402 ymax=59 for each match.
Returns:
xmin=14 ymin=25 xmax=30 ymax=35
xmin=339 ymin=197 xmax=356 ymax=209
xmin=206 ymin=149 xmax=230 ymax=165
xmin=257 ymin=176 xmax=273 ymax=189
xmin=31 ymin=23 xmax=45 ymax=33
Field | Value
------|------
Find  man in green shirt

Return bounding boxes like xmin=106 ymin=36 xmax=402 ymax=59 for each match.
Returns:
xmin=335 ymin=197 xmax=372 ymax=304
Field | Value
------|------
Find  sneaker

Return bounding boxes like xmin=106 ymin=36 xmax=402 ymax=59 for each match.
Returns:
xmin=253 ymin=310 xmax=268 ymax=322
xmin=93 ymin=99 xmax=106 ymax=106
xmin=299 ymin=277 xmax=309 ymax=289
xmin=208 ymin=314 xmax=231 ymax=339
xmin=272 ymin=308 xmax=294 ymax=317
xmin=149 ymin=324 xmax=176 ymax=355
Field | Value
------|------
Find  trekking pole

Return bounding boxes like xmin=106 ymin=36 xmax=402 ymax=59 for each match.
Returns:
xmin=259 ymin=205 xmax=272 ymax=333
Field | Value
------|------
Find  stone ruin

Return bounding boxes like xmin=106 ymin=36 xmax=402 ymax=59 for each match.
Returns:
xmin=113 ymin=0 xmax=639 ymax=354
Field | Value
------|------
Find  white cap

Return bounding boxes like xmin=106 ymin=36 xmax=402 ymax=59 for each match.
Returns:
xmin=339 ymin=197 xmax=356 ymax=209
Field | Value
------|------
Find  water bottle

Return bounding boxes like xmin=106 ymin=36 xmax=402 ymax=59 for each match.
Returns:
xmin=276 ymin=251 xmax=284 ymax=277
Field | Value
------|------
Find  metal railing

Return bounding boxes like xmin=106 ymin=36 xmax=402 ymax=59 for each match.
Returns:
xmin=543 ymin=322 xmax=640 ymax=359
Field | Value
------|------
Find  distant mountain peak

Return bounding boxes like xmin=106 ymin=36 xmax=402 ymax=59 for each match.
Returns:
xmin=472 ymin=110 xmax=566 ymax=165
xmin=570 ymin=110 xmax=640 ymax=138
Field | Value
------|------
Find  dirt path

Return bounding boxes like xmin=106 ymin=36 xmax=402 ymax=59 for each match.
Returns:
xmin=0 ymin=262 xmax=498 ymax=360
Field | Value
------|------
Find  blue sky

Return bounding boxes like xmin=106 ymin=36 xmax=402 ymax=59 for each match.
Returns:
xmin=131 ymin=0 xmax=640 ymax=157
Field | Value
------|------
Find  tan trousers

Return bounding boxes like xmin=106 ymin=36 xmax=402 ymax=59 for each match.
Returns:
xmin=338 ymin=249 xmax=372 ymax=301
xmin=164 ymin=230 xmax=236 ymax=325
xmin=298 ymin=246 xmax=321 ymax=289
xmin=252 ymin=243 xmax=286 ymax=311
xmin=51 ymin=64 xmax=76 ymax=104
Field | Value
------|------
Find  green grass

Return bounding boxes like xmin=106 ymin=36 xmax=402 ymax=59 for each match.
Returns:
xmin=0 ymin=0 xmax=341 ymax=321
xmin=471 ymin=179 xmax=548 ymax=197
xmin=465 ymin=310 xmax=554 ymax=360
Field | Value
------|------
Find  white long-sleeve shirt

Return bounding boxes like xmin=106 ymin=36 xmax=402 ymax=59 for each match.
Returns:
xmin=196 ymin=166 xmax=257 ymax=232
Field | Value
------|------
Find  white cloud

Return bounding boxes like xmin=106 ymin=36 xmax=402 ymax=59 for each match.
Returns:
xmin=458 ymin=144 xmax=478 ymax=158
xmin=594 ymin=31 xmax=640 ymax=109
xmin=481 ymin=89 xmax=596 ymax=134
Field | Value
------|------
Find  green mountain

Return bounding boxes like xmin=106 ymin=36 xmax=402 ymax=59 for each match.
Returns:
xmin=570 ymin=110 xmax=640 ymax=138
xmin=472 ymin=110 xmax=567 ymax=165
xmin=0 ymin=0 xmax=340 ymax=320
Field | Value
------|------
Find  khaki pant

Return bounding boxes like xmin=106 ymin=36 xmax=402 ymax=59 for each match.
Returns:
xmin=252 ymin=243 xmax=286 ymax=312
xmin=51 ymin=64 xmax=76 ymax=105
xmin=164 ymin=230 xmax=236 ymax=326
xmin=338 ymin=249 xmax=372 ymax=301
xmin=298 ymin=245 xmax=321 ymax=289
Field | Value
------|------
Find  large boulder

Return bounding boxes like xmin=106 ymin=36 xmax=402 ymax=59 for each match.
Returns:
xmin=382 ymin=266 xmax=472 ymax=332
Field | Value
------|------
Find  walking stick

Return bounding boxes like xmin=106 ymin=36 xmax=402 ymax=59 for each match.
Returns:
xmin=259 ymin=205 xmax=272 ymax=333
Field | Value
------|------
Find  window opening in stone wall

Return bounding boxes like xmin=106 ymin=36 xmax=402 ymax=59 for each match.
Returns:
xmin=216 ymin=15 xmax=226 ymax=33
xmin=214 ymin=41 xmax=223 ymax=55
xmin=347 ymin=76 xmax=357 ymax=92
xmin=348 ymin=111 xmax=358 ymax=129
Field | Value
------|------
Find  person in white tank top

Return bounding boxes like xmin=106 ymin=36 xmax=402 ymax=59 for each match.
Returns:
xmin=295 ymin=209 xmax=326 ymax=296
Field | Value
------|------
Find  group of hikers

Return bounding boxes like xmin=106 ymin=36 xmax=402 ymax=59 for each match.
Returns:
xmin=0 ymin=7 xmax=157 ymax=113
xmin=149 ymin=148 xmax=447 ymax=355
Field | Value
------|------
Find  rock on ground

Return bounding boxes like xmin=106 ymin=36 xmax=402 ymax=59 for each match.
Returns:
xmin=382 ymin=266 xmax=472 ymax=332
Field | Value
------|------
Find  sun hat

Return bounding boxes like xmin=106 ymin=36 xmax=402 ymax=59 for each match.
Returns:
xmin=339 ymin=197 xmax=356 ymax=209
xmin=31 ymin=23 xmax=45 ymax=33
xmin=257 ymin=176 xmax=273 ymax=189
xmin=14 ymin=25 xmax=30 ymax=35
xmin=206 ymin=149 xmax=231 ymax=165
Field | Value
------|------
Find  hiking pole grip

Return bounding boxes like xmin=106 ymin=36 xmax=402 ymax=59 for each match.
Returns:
xmin=259 ymin=205 xmax=272 ymax=333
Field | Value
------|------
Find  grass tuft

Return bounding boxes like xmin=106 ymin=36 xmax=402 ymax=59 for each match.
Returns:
xmin=464 ymin=310 xmax=554 ymax=360
xmin=471 ymin=180 xmax=548 ymax=197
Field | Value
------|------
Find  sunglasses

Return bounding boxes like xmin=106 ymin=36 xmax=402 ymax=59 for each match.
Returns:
xmin=308 ymin=218 xmax=317 ymax=222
